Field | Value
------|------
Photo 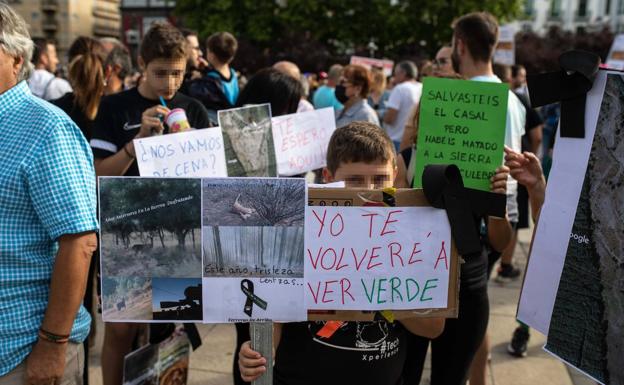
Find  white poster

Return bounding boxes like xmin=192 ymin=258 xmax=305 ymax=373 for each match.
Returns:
xmin=606 ymin=34 xmax=624 ymax=70
xmin=134 ymin=128 xmax=228 ymax=178
xmin=304 ymin=206 xmax=451 ymax=311
xmin=271 ymin=108 xmax=336 ymax=176
xmin=517 ymin=71 xmax=607 ymax=335
xmin=494 ymin=24 xmax=515 ymax=66
xmin=350 ymin=56 xmax=395 ymax=77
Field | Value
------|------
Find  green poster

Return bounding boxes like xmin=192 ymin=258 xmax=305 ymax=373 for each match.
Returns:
xmin=413 ymin=77 xmax=508 ymax=191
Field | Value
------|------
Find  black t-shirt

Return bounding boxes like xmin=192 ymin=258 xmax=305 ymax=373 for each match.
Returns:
xmin=274 ymin=321 xmax=407 ymax=385
xmin=90 ymin=87 xmax=211 ymax=176
xmin=52 ymin=92 xmax=94 ymax=141
xmin=514 ymin=92 xmax=544 ymax=152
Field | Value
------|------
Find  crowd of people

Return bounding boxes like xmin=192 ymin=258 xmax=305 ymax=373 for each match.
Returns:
xmin=0 ymin=2 xmax=560 ymax=385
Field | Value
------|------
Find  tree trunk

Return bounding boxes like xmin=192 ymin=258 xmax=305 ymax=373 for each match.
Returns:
xmin=213 ymin=227 xmax=223 ymax=270
xmin=158 ymin=228 xmax=165 ymax=248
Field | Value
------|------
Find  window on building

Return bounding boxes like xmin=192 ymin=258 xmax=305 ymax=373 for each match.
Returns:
xmin=578 ymin=0 xmax=588 ymax=16
xmin=619 ymin=0 xmax=624 ymax=14
xmin=551 ymin=0 xmax=562 ymax=17
xmin=525 ymin=0 xmax=535 ymax=15
xmin=606 ymin=0 xmax=612 ymax=14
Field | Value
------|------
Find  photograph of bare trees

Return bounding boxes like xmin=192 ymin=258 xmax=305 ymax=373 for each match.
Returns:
xmin=202 ymin=178 xmax=305 ymax=277
xmin=99 ymin=178 xmax=202 ymax=279
xmin=218 ymin=104 xmax=277 ymax=177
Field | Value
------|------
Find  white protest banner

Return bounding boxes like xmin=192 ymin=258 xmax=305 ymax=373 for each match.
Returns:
xmin=134 ymin=127 xmax=227 ymax=177
xmin=606 ymin=34 xmax=624 ymax=70
xmin=304 ymin=206 xmax=451 ymax=311
xmin=271 ymin=107 xmax=336 ymax=176
xmin=494 ymin=24 xmax=515 ymax=65
xmin=350 ymin=56 xmax=394 ymax=77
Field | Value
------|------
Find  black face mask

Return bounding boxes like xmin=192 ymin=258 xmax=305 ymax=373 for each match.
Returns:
xmin=334 ymin=84 xmax=349 ymax=104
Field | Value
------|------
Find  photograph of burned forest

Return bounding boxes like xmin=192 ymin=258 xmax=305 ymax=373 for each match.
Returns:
xmin=99 ymin=178 xmax=202 ymax=279
xmin=202 ymin=178 xmax=305 ymax=277
xmin=218 ymin=104 xmax=277 ymax=177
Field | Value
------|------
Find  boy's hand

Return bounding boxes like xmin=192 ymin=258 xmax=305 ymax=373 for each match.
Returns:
xmin=490 ymin=165 xmax=510 ymax=195
xmin=137 ymin=105 xmax=170 ymax=138
xmin=504 ymin=146 xmax=545 ymax=193
xmin=239 ymin=341 xmax=267 ymax=382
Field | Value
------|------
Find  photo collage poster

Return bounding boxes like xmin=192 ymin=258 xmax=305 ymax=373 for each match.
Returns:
xmin=99 ymin=177 xmax=306 ymax=323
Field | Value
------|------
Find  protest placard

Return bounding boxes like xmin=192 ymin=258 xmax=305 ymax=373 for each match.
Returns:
xmin=99 ymin=177 xmax=307 ymax=323
xmin=493 ymin=24 xmax=515 ymax=65
xmin=606 ymin=34 xmax=624 ymax=70
xmin=123 ymin=329 xmax=190 ymax=385
xmin=271 ymin=107 xmax=336 ymax=176
xmin=350 ymin=56 xmax=394 ymax=77
xmin=413 ymin=77 xmax=508 ymax=191
xmin=200 ymin=178 xmax=307 ymax=323
xmin=218 ymin=104 xmax=277 ymax=177
xmin=306 ymin=188 xmax=459 ymax=321
xmin=519 ymin=70 xmax=623 ymax=385
xmin=134 ymin=128 xmax=227 ymax=178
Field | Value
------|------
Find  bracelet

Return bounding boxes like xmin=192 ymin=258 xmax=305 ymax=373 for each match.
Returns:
xmin=38 ymin=328 xmax=70 ymax=344
xmin=123 ymin=143 xmax=136 ymax=159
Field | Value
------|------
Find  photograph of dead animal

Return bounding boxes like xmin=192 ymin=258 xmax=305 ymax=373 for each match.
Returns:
xmin=202 ymin=178 xmax=306 ymax=277
xmin=201 ymin=178 xmax=305 ymax=227
xmin=217 ymin=103 xmax=277 ymax=177
xmin=99 ymin=178 xmax=202 ymax=279
xmin=102 ymin=276 xmax=153 ymax=321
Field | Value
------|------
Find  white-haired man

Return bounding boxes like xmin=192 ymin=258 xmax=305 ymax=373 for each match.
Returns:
xmin=0 ymin=4 xmax=98 ymax=385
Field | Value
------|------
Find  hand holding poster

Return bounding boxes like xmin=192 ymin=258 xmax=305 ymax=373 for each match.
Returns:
xmin=271 ymin=107 xmax=336 ymax=176
xmin=134 ymin=128 xmax=227 ymax=177
xmin=413 ymin=77 xmax=508 ymax=191
xmin=305 ymin=205 xmax=451 ymax=311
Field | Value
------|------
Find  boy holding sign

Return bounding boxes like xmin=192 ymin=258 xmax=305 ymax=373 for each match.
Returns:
xmin=90 ymin=22 xmax=210 ymax=385
xmin=239 ymin=122 xmax=448 ymax=385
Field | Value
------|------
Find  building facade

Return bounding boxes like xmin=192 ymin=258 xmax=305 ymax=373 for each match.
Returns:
xmin=7 ymin=0 xmax=121 ymax=57
xmin=517 ymin=0 xmax=624 ymax=33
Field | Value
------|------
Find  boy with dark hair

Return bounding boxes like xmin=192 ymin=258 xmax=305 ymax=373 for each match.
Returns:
xmin=186 ymin=31 xmax=239 ymax=123
xmin=90 ymin=21 xmax=210 ymax=385
xmin=238 ymin=121 xmax=447 ymax=385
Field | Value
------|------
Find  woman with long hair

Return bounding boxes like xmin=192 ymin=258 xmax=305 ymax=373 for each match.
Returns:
xmin=52 ymin=36 xmax=106 ymax=140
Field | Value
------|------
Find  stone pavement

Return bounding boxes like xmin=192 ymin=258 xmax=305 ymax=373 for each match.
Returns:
xmin=88 ymin=228 xmax=595 ymax=385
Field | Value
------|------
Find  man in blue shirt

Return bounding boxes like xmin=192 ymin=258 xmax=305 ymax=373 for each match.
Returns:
xmin=0 ymin=4 xmax=99 ymax=385
xmin=313 ymin=64 xmax=344 ymax=112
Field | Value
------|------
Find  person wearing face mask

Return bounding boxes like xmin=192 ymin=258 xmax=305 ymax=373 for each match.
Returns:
xmin=334 ymin=65 xmax=379 ymax=128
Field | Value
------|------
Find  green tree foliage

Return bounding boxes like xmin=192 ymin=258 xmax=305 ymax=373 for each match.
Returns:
xmin=176 ymin=0 xmax=522 ymax=69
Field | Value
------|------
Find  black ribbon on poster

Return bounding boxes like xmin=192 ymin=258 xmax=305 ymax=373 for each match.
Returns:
xmin=527 ymin=50 xmax=600 ymax=138
xmin=422 ymin=164 xmax=506 ymax=256
xmin=241 ymin=279 xmax=268 ymax=317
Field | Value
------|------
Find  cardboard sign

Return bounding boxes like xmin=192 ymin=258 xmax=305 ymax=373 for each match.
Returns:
xmin=271 ymin=108 xmax=336 ymax=176
xmin=494 ymin=24 xmax=515 ymax=66
xmin=123 ymin=329 xmax=190 ymax=385
xmin=218 ymin=104 xmax=277 ymax=177
xmin=134 ymin=128 xmax=227 ymax=178
xmin=606 ymin=34 xmax=624 ymax=70
xmin=307 ymin=188 xmax=459 ymax=321
xmin=350 ymin=56 xmax=394 ymax=77
xmin=98 ymin=176 xmax=307 ymax=323
xmin=413 ymin=77 xmax=508 ymax=191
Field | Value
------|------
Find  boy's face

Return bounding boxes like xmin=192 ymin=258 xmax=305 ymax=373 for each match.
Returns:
xmin=140 ymin=57 xmax=186 ymax=99
xmin=324 ymin=160 xmax=397 ymax=189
